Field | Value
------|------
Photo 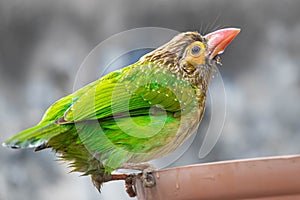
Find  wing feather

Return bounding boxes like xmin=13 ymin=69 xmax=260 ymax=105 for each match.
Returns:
xmin=62 ymin=63 xmax=198 ymax=123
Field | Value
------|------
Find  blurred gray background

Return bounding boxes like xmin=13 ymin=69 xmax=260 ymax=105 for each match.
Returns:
xmin=1 ymin=0 xmax=300 ymax=199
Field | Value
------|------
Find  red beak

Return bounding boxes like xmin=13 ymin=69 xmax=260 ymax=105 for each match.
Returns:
xmin=204 ymin=28 xmax=240 ymax=59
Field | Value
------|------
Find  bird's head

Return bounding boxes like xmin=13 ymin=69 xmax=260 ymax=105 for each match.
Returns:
xmin=139 ymin=28 xmax=240 ymax=89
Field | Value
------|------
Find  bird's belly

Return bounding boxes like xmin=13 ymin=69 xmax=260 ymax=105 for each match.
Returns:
xmin=125 ymin=109 xmax=202 ymax=163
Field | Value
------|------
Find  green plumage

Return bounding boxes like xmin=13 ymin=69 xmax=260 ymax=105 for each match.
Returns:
xmin=4 ymin=60 xmax=202 ymax=188
xmin=3 ymin=29 xmax=240 ymax=191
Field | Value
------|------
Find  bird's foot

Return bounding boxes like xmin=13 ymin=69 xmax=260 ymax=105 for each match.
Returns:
xmin=125 ymin=174 xmax=137 ymax=197
xmin=141 ymin=167 xmax=156 ymax=188
xmin=120 ymin=163 xmax=156 ymax=188
xmin=111 ymin=173 xmax=137 ymax=196
xmin=96 ymin=173 xmax=137 ymax=197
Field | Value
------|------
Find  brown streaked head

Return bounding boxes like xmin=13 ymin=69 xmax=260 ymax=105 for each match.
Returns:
xmin=139 ymin=28 xmax=240 ymax=87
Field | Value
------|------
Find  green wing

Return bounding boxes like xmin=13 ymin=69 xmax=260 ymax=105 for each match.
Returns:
xmin=3 ymin=61 xmax=202 ymax=180
xmin=39 ymin=69 xmax=123 ymax=124
xmin=63 ymin=62 xmax=197 ymax=123
xmin=4 ymin=62 xmax=199 ymax=169
xmin=54 ymin=62 xmax=200 ymax=168
xmin=3 ymin=70 xmax=123 ymax=148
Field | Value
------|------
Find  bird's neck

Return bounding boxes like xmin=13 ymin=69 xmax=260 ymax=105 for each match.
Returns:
xmin=138 ymin=56 xmax=216 ymax=92
xmin=137 ymin=57 xmax=216 ymax=111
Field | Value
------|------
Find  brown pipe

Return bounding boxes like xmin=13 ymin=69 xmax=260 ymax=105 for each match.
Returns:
xmin=135 ymin=155 xmax=300 ymax=200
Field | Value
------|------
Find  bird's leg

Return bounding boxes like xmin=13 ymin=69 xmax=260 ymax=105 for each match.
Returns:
xmin=124 ymin=174 xmax=137 ymax=197
xmin=110 ymin=173 xmax=128 ymax=181
xmin=120 ymin=163 xmax=156 ymax=188
xmin=92 ymin=163 xmax=156 ymax=196
xmin=92 ymin=173 xmax=137 ymax=197
xmin=111 ymin=174 xmax=138 ymax=197
xmin=110 ymin=174 xmax=138 ymax=197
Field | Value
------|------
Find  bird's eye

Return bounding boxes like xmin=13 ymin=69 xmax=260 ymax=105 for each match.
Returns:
xmin=190 ymin=45 xmax=202 ymax=56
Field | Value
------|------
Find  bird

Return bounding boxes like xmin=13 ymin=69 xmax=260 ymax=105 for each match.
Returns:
xmin=3 ymin=28 xmax=240 ymax=193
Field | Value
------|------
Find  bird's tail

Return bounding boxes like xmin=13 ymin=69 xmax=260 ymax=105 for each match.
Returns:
xmin=2 ymin=122 xmax=72 ymax=150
